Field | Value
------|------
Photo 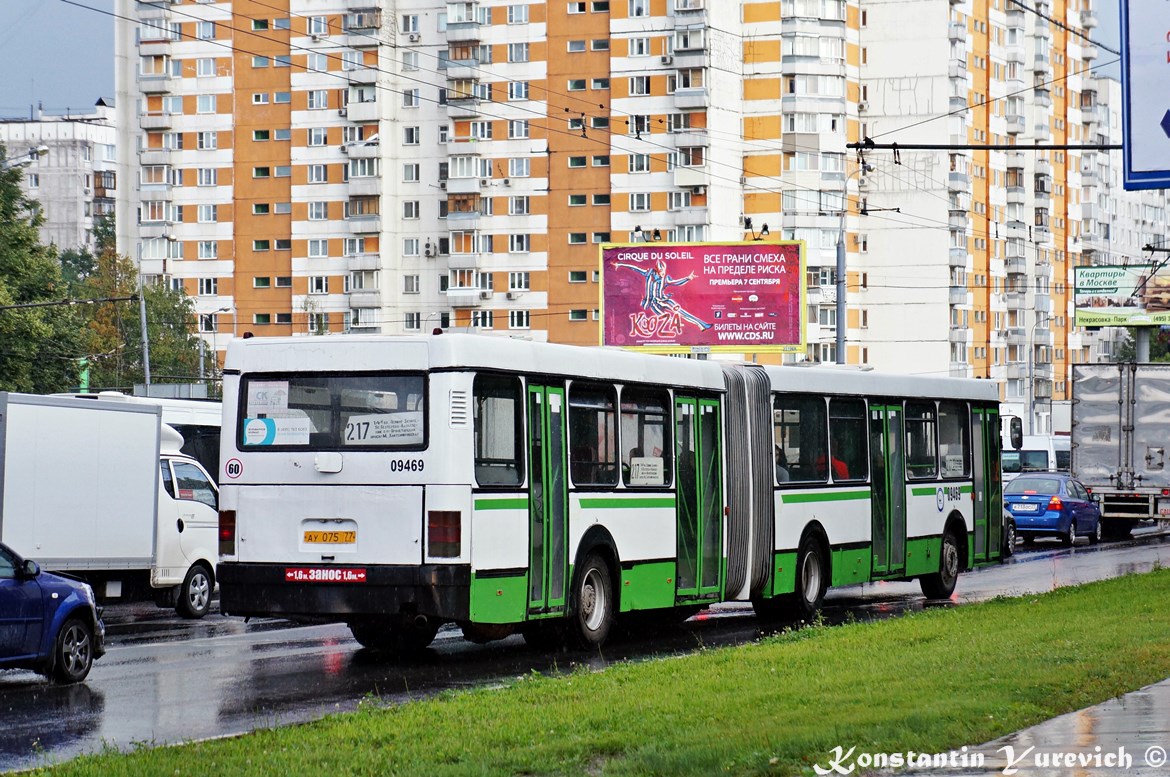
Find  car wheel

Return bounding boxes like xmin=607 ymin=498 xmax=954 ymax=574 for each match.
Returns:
xmin=176 ymin=563 xmax=213 ymax=619
xmin=1061 ymin=522 xmax=1076 ymax=547
xmin=51 ymin=618 xmax=95 ymax=684
xmin=1002 ymin=519 xmax=1017 ymax=558
xmin=1089 ymin=518 xmax=1102 ymax=545
xmin=921 ymin=530 xmax=960 ymax=599
xmin=570 ymin=553 xmax=614 ymax=648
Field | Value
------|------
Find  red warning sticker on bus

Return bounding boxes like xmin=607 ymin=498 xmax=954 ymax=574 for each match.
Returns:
xmin=284 ymin=567 xmax=367 ymax=583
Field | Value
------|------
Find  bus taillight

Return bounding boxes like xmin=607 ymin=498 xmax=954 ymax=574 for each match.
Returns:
xmin=219 ymin=510 xmax=236 ymax=556
xmin=428 ymin=510 xmax=461 ymax=557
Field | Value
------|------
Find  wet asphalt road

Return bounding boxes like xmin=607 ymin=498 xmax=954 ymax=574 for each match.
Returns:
xmin=2 ymin=529 xmax=1169 ymax=773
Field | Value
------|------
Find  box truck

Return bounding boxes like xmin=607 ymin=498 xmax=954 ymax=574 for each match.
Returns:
xmin=1071 ymin=363 xmax=1170 ymax=539
xmin=0 ymin=393 xmax=219 ymax=617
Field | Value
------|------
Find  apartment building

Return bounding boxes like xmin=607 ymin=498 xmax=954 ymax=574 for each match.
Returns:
xmin=114 ymin=0 xmax=1163 ymax=433
xmin=0 ymin=100 xmax=118 ymax=254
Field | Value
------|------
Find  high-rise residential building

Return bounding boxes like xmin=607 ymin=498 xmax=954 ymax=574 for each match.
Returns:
xmin=114 ymin=0 xmax=1165 ymax=432
xmin=0 ymin=100 xmax=118 ymax=254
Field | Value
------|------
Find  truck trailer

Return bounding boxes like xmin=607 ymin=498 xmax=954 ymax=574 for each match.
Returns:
xmin=0 ymin=393 xmax=219 ymax=617
xmin=1071 ymin=363 xmax=1170 ymax=539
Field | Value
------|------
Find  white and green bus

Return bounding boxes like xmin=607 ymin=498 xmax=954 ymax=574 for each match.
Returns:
xmin=217 ymin=335 xmax=1004 ymax=651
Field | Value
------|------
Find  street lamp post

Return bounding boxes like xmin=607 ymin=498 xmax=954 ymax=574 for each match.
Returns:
xmin=835 ymin=163 xmax=873 ymax=364
xmin=0 ymin=145 xmax=48 ymax=172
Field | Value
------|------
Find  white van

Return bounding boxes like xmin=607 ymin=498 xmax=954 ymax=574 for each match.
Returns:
xmin=1002 ymin=435 xmax=1068 ymax=483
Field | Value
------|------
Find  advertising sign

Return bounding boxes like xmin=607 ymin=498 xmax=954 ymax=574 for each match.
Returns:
xmin=600 ymin=241 xmax=806 ymax=353
xmin=1120 ymin=0 xmax=1170 ymax=189
xmin=1073 ymin=264 xmax=1170 ymax=326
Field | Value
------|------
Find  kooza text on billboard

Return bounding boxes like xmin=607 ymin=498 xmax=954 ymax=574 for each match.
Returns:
xmin=601 ymin=242 xmax=804 ymax=352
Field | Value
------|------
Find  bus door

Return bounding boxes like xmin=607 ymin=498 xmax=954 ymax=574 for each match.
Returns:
xmin=870 ymin=404 xmax=907 ymax=576
xmin=674 ymin=397 xmax=723 ymax=601
xmin=527 ymin=384 xmax=568 ymax=616
xmin=971 ymin=408 xmax=1002 ymax=563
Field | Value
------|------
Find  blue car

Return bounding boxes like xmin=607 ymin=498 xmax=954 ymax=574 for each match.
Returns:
xmin=1004 ymin=473 xmax=1102 ymax=547
xmin=0 ymin=542 xmax=105 ymax=683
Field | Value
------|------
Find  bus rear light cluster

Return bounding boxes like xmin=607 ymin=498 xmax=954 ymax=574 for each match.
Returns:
xmin=219 ymin=510 xmax=236 ymax=556
xmin=428 ymin=510 xmax=461 ymax=557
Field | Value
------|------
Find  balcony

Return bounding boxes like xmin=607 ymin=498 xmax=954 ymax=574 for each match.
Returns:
xmin=949 ymin=328 xmax=969 ymax=344
xmin=140 ymin=182 xmax=173 ymax=201
xmin=137 ymin=2 xmax=173 ymax=20
xmin=1007 ymin=185 xmax=1025 ymax=205
xmin=1083 ymin=44 xmax=1099 ymax=61
xmin=446 ymin=97 xmax=482 ymax=119
xmin=673 ymin=87 xmax=709 ymax=109
xmin=949 ymin=95 xmax=968 ymax=113
xmin=446 ymin=21 xmax=482 ymax=44
xmin=1005 ymin=115 xmax=1026 ymax=135
xmin=1033 ymin=52 xmax=1050 ymax=73
xmin=345 ymin=141 xmax=379 ymax=159
xmin=1005 ymin=327 xmax=1026 ymax=346
xmin=1081 ymin=168 xmax=1098 ymax=188
xmin=947 ymin=170 xmax=970 ymax=191
xmin=1034 ymin=293 xmax=1052 ymax=314
xmin=448 ymin=290 xmax=483 ymax=308
xmin=1081 ymin=9 xmax=1098 ymax=28
xmin=347 ymin=290 xmax=381 ymax=308
xmin=949 ymin=285 xmax=968 ymax=305
xmin=1034 ymin=88 xmax=1051 ymax=108
xmin=139 ymin=75 xmax=177 ymax=94
xmin=347 ymin=176 xmax=381 ymax=196
xmin=139 ymin=222 xmax=175 ymax=238
xmin=445 ymin=211 xmax=480 ymax=229
xmin=672 ymin=128 xmax=710 ymax=147
xmin=673 ymin=165 xmax=709 ymax=189
xmin=673 ymin=51 xmax=707 ymax=70
xmin=1006 ymin=221 xmax=1028 ymax=240
xmin=1034 ymin=122 xmax=1051 ymax=141
xmin=949 ymin=22 xmax=966 ymax=42
xmin=448 ymin=253 xmax=484 ymax=270
xmin=948 ymin=61 xmax=967 ymax=80
xmin=1005 ymin=46 xmax=1025 ymax=65
xmin=1005 ymin=291 xmax=1027 ymax=309
xmin=949 ymin=212 xmax=969 ymax=230
xmin=1083 ymin=202 xmax=1101 ymax=222
xmin=347 ymin=215 xmax=381 ymax=234
xmin=1005 ymin=363 xmax=1025 ymax=380
xmin=445 ymin=59 xmax=480 ymax=81
xmin=139 ymin=148 xmax=172 ymax=166
xmin=345 ymin=100 xmax=379 ymax=122
xmin=1006 ymin=7 xmax=1024 ymax=28
xmin=347 ymin=253 xmax=381 ymax=271
xmin=140 ymin=112 xmax=175 ymax=130
xmin=949 ymin=247 xmax=968 ymax=268
xmin=1006 ymin=256 xmax=1027 ymax=275
xmin=445 ymin=176 xmax=484 ymax=195
xmin=346 ymin=67 xmax=379 ymax=85
xmin=1035 ymin=159 xmax=1052 ymax=177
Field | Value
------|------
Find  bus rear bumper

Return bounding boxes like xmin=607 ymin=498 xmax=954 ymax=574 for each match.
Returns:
xmin=217 ymin=562 xmax=470 ymax=622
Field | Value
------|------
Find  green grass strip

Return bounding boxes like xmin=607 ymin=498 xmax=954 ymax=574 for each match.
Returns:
xmin=40 ymin=568 xmax=1170 ymax=776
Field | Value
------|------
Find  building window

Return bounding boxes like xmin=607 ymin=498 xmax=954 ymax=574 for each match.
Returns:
xmin=404 ymin=274 xmax=420 ymax=294
xmin=403 ymin=89 xmax=420 ymax=107
xmin=508 ymin=43 xmax=530 ymax=63
xmin=253 ymin=241 xmax=270 ymax=252
xmin=569 ymin=270 xmax=587 ymax=283
xmin=508 ymin=4 xmax=529 ymax=23
xmin=630 ymin=192 xmax=651 ymax=212
xmin=403 ymin=163 xmax=420 ymax=182
xmin=308 ymin=201 xmax=328 ymax=220
xmin=308 ymin=239 xmax=328 ymax=258
xmin=198 ymin=241 xmax=217 ymax=259
xmin=509 ymin=310 xmax=530 ymax=330
xmin=403 ymin=126 xmax=420 ymax=145
xmin=254 ymin=313 xmax=272 ymax=325
xmin=308 ymin=164 xmax=328 ymax=183
xmin=568 ymin=79 xmax=586 ymax=91
xmin=569 ymin=309 xmax=587 ymax=321
xmin=509 ymin=234 xmax=530 ymax=253
xmin=568 ymin=40 xmax=587 ymax=52
xmin=198 ymin=278 xmax=218 ymax=296
xmin=508 ymin=120 xmax=530 ymax=139
xmin=197 ymin=95 xmax=216 ymax=113
xmin=197 ymin=131 xmax=217 ymax=150
xmin=309 ymin=276 xmax=329 ymax=294
xmin=196 ymin=21 xmax=215 ymax=39
xmin=307 ymin=90 xmax=328 ymax=109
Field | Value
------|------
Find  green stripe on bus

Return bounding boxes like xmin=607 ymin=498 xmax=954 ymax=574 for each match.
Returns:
xmin=474 ymin=498 xmax=529 ymax=511
xmin=909 ymin=484 xmax=975 ymax=497
xmin=780 ymin=490 xmax=870 ymax=504
xmin=578 ymin=497 xmax=677 ymax=509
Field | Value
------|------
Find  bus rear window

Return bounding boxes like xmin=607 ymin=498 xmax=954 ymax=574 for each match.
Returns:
xmin=238 ymin=373 xmax=426 ymax=449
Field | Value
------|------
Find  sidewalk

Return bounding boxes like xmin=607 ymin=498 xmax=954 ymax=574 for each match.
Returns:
xmin=903 ymin=677 xmax=1170 ymax=776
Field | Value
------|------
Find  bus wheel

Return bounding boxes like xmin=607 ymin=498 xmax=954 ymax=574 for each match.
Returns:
xmin=790 ymin=535 xmax=827 ymax=619
xmin=350 ymin=616 xmax=437 ymax=654
xmin=570 ymin=553 xmax=614 ymax=648
xmin=920 ymin=530 xmax=960 ymax=599
xmin=176 ymin=563 xmax=213 ymax=619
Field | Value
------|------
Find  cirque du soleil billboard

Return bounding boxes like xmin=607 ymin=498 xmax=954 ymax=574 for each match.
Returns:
xmin=600 ymin=241 xmax=806 ymax=353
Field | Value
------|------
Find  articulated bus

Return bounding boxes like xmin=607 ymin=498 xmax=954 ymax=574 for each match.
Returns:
xmin=217 ymin=335 xmax=1004 ymax=651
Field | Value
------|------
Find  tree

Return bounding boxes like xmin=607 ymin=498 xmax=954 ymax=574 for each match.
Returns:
xmin=1112 ymin=328 xmax=1170 ymax=363
xmin=69 ymin=217 xmax=205 ymax=392
xmin=0 ymin=145 xmax=86 ymax=393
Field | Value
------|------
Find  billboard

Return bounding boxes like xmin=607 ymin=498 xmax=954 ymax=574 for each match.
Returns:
xmin=1120 ymin=0 xmax=1170 ymax=189
xmin=600 ymin=241 xmax=806 ymax=353
xmin=1073 ymin=264 xmax=1170 ymax=326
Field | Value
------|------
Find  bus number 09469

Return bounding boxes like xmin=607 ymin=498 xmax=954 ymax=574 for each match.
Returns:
xmin=389 ymin=459 xmax=424 ymax=472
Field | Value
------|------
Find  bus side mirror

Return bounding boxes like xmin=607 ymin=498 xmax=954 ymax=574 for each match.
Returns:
xmin=1009 ymin=417 xmax=1023 ymax=451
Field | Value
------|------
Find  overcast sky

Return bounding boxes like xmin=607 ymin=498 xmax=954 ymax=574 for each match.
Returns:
xmin=0 ymin=0 xmax=114 ymax=119
xmin=0 ymin=0 xmax=1122 ymax=121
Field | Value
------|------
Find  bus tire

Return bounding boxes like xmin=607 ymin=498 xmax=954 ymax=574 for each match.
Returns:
xmin=569 ymin=553 xmax=614 ymax=648
xmin=349 ymin=617 xmax=437 ymax=655
xmin=176 ymin=563 xmax=213 ymax=619
xmin=789 ymin=534 xmax=827 ymax=619
xmin=920 ymin=530 xmax=960 ymax=599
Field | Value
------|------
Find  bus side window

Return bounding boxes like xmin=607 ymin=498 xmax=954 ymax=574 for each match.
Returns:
xmin=473 ymin=374 xmax=524 ymax=487
xmin=828 ymin=397 xmax=868 ymax=482
xmin=774 ymin=394 xmax=828 ymax=483
xmin=620 ymin=387 xmax=671 ymax=487
xmin=905 ymin=400 xmax=938 ymax=479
